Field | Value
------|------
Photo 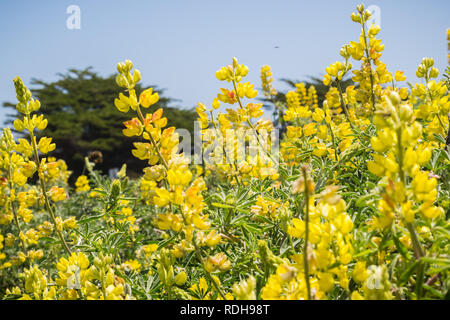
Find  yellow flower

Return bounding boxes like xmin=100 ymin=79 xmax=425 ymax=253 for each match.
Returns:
xmin=190 ymin=277 xmax=209 ymax=299
xmin=312 ymin=143 xmax=327 ymax=157
xmin=37 ymin=137 xmax=56 ymax=154
xmin=318 ymin=272 xmax=334 ymax=293
xmin=48 ymin=186 xmax=67 ymax=202
xmin=123 ymin=259 xmax=141 ymax=272
xmin=63 ymin=216 xmax=78 ymax=230
xmin=394 ymin=70 xmax=406 ymax=82
xmin=287 ymin=218 xmax=305 ymax=238
xmin=303 ymin=123 xmax=317 ymax=137
xmin=114 ymin=93 xmax=131 ymax=113
xmin=139 ymin=88 xmax=159 ymax=108
xmin=75 ymin=175 xmax=90 ymax=192
xmin=352 ymin=261 xmax=368 ymax=283
xmin=174 ymin=271 xmax=188 ymax=286
xmin=205 ymin=230 xmax=222 ymax=247
xmin=204 ymin=252 xmax=231 ymax=272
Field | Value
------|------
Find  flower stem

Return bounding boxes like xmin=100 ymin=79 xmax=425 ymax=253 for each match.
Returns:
xmin=135 ymin=104 xmax=169 ymax=171
xmin=6 ymin=152 xmax=27 ymax=251
xmin=27 ymin=122 xmax=71 ymax=255
xmin=232 ymin=80 xmax=278 ymax=165
xmin=360 ymin=17 xmax=376 ymax=113
xmin=301 ymin=167 xmax=311 ymax=300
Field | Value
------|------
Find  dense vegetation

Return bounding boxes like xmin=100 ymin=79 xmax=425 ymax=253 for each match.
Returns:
xmin=0 ymin=4 xmax=449 ymax=300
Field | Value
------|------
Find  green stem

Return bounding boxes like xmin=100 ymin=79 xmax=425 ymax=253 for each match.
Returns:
xmin=231 ymin=80 xmax=278 ymax=165
xmin=6 ymin=152 xmax=27 ymax=251
xmin=27 ymin=121 xmax=71 ymax=255
xmin=301 ymin=167 xmax=311 ymax=300
xmin=209 ymin=110 xmax=241 ymax=185
xmin=177 ymin=205 xmax=227 ymax=300
xmin=396 ymin=127 xmax=425 ymax=297
xmin=360 ymin=16 xmax=376 ymax=113
xmin=326 ymin=121 xmax=339 ymax=162
xmin=192 ymin=240 xmax=227 ymax=300
xmin=336 ymin=81 xmax=352 ymax=124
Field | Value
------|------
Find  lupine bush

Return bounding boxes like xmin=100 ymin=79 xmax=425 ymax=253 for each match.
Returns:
xmin=0 ymin=4 xmax=449 ymax=300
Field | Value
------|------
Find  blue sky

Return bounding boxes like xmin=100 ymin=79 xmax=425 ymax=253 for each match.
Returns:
xmin=0 ymin=0 xmax=449 ymax=125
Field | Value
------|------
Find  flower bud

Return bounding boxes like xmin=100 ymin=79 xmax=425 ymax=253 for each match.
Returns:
xmin=351 ymin=12 xmax=361 ymax=23
xmin=422 ymin=57 xmax=434 ymax=68
xmin=133 ymin=69 xmax=141 ymax=84
xmin=388 ymin=91 xmax=401 ymax=106
xmin=117 ymin=62 xmax=125 ymax=74
xmin=16 ymin=102 xmax=28 ymax=114
xmin=125 ymin=59 xmax=133 ymax=72
xmin=399 ymin=104 xmax=413 ymax=122
xmin=174 ymin=271 xmax=188 ymax=286
xmin=116 ymin=74 xmax=128 ymax=88
xmin=356 ymin=4 xmax=365 ymax=13
xmin=110 ymin=179 xmax=121 ymax=199
xmin=429 ymin=67 xmax=439 ymax=78
xmin=232 ymin=57 xmax=238 ymax=68
xmin=93 ymin=257 xmax=102 ymax=268
xmin=14 ymin=119 xmax=25 ymax=132
xmin=30 ymin=99 xmax=41 ymax=112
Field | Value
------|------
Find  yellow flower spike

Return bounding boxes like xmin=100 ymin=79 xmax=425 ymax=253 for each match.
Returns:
xmin=206 ymin=252 xmax=231 ymax=272
xmin=421 ymin=205 xmax=443 ymax=219
xmin=334 ymin=213 xmax=354 ymax=234
xmin=132 ymin=142 xmax=152 ymax=160
xmin=243 ymin=82 xmax=258 ymax=99
xmin=192 ymin=214 xmax=211 ymax=230
xmin=401 ymin=201 xmax=415 ymax=223
xmin=150 ymin=108 xmax=167 ymax=128
xmin=63 ymin=216 xmax=78 ymax=230
xmin=303 ymin=123 xmax=317 ymax=137
xmin=352 ymin=261 xmax=368 ymax=283
xmin=18 ymin=206 xmax=33 ymax=223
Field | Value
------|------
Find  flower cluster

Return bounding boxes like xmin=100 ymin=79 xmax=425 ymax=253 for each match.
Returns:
xmin=0 ymin=3 xmax=448 ymax=301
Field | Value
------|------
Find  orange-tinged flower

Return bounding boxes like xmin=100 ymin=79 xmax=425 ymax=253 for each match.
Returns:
xmin=140 ymin=88 xmax=159 ymax=108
